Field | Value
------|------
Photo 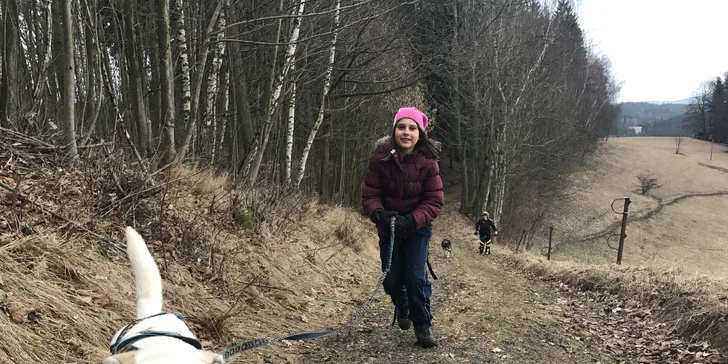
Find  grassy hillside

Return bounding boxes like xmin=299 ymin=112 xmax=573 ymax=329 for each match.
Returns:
xmin=2 ymin=140 xmax=728 ymax=363
xmin=0 ymin=157 xmax=382 ymax=363
xmin=550 ymin=136 xmax=728 ymax=277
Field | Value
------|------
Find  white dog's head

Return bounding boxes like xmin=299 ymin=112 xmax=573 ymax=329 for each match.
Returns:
xmin=100 ymin=227 xmax=225 ymax=364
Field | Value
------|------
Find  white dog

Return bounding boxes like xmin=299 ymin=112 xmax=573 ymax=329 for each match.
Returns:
xmin=100 ymin=227 xmax=225 ymax=364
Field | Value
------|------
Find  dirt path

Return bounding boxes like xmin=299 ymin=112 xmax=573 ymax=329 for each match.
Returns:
xmin=259 ymin=196 xmax=724 ymax=364
xmin=280 ymin=236 xmax=614 ymax=363
xmin=266 ymin=192 xmax=613 ymax=364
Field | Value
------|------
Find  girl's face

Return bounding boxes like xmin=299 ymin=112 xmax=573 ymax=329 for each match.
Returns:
xmin=394 ymin=118 xmax=420 ymax=153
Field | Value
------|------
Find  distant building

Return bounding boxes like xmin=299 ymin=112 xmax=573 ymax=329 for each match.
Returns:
xmin=628 ymin=126 xmax=643 ymax=135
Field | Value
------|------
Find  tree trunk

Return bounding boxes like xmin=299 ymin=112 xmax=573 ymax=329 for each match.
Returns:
xmin=157 ymin=0 xmax=176 ymax=162
xmin=319 ymin=119 xmax=330 ymax=199
xmin=30 ymin=0 xmax=53 ymax=119
xmin=214 ymin=53 xmax=230 ymax=166
xmin=230 ymin=42 xmax=254 ymax=153
xmin=284 ymin=0 xmax=306 ymax=185
xmin=61 ymin=0 xmax=79 ymax=163
xmin=178 ymin=0 xmax=224 ymax=159
xmin=173 ymin=0 xmax=191 ymax=153
xmin=206 ymin=4 xmax=226 ymax=164
xmin=80 ymin=0 xmax=103 ymax=144
xmin=451 ymin=3 xmax=468 ymax=213
xmin=284 ymin=64 xmax=297 ymax=185
xmin=294 ymin=0 xmax=340 ymax=188
xmin=124 ymin=0 xmax=149 ymax=156
xmin=242 ymin=0 xmax=304 ymax=185
xmin=0 ymin=0 xmax=19 ymax=126
xmin=148 ymin=22 xmax=161 ymax=141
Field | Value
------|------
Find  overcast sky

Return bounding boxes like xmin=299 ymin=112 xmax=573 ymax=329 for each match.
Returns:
xmin=576 ymin=0 xmax=728 ymax=103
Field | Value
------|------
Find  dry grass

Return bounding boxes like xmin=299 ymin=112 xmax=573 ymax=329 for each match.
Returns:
xmin=550 ymin=137 xmax=728 ymax=276
xmin=496 ymin=249 xmax=728 ymax=352
xmin=0 ymin=154 xmax=382 ymax=364
xmin=168 ymin=164 xmax=229 ymax=197
xmin=334 ymin=215 xmax=362 ymax=252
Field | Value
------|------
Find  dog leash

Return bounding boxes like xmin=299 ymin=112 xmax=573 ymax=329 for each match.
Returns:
xmin=220 ymin=217 xmax=398 ymax=360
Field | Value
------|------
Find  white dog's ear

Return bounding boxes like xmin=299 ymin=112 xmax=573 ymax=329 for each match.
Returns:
xmin=99 ymin=352 xmax=135 ymax=364
xmin=197 ymin=350 xmax=225 ymax=363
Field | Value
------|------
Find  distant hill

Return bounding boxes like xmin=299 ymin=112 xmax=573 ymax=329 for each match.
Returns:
xmin=616 ymin=102 xmax=690 ymax=136
xmin=643 ymin=97 xmax=692 ymax=105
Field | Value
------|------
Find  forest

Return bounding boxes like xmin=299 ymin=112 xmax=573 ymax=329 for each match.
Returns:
xmin=0 ymin=0 xmax=619 ymax=233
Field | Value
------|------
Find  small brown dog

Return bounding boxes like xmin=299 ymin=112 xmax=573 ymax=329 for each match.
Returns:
xmin=441 ymin=239 xmax=452 ymax=258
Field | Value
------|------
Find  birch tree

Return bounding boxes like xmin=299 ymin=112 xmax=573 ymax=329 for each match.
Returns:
xmin=177 ymin=0 xmax=224 ymax=159
xmin=294 ymin=0 xmax=340 ymax=188
xmin=284 ymin=0 xmax=306 ymax=185
xmin=238 ymin=0 xmax=291 ymax=185
xmin=206 ymin=4 xmax=227 ymax=163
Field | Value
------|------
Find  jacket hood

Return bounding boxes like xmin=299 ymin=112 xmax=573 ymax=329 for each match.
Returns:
xmin=373 ymin=136 xmax=393 ymax=153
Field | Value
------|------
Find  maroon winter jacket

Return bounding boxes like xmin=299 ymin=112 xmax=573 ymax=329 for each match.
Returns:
xmin=361 ymin=137 xmax=444 ymax=236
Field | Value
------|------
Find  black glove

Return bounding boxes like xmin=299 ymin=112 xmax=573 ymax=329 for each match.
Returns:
xmin=371 ymin=209 xmax=398 ymax=228
xmin=393 ymin=214 xmax=415 ymax=236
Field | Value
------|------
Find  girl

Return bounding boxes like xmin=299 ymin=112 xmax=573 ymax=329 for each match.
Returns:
xmin=361 ymin=106 xmax=444 ymax=348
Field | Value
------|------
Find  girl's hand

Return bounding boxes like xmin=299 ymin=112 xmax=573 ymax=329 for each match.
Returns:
xmin=373 ymin=209 xmax=398 ymax=227
xmin=393 ymin=214 xmax=415 ymax=235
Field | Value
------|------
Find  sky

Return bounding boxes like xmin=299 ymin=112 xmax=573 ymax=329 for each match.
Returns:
xmin=575 ymin=0 xmax=728 ymax=103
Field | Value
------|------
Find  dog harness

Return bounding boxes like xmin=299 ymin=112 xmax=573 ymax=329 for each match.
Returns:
xmin=109 ymin=312 xmax=203 ymax=354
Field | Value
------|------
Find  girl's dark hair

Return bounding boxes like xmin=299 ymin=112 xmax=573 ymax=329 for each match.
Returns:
xmin=416 ymin=131 xmax=442 ymax=160
xmin=382 ymin=127 xmax=441 ymax=161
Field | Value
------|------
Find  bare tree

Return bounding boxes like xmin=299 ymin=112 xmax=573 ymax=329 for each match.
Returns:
xmin=0 ymin=0 xmax=20 ymax=126
xmin=675 ymin=136 xmax=682 ymax=154
xmin=206 ymin=4 xmax=227 ymax=164
xmin=294 ymin=0 xmax=341 ymax=188
xmin=61 ymin=0 xmax=78 ymax=163
xmin=284 ymin=0 xmax=306 ymax=185
xmin=238 ymin=0 xmax=285 ymax=184
xmin=157 ymin=0 xmax=177 ymax=162
xmin=124 ymin=0 xmax=149 ymax=156
xmin=177 ymin=0 xmax=224 ymax=159
xmin=682 ymin=81 xmax=712 ymax=139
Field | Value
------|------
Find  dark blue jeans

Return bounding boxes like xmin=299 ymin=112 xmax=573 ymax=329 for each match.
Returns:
xmin=379 ymin=226 xmax=433 ymax=329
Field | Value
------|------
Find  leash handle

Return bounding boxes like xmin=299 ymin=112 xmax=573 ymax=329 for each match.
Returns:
xmin=221 ymin=216 xmax=397 ymax=360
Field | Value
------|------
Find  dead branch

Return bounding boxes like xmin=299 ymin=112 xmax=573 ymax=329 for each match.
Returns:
xmin=0 ymin=179 xmax=124 ymax=252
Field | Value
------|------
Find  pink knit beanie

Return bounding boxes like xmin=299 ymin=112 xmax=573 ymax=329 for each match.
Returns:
xmin=393 ymin=107 xmax=428 ymax=132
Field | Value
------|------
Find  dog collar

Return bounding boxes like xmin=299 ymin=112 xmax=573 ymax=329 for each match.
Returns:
xmin=110 ymin=312 xmax=204 ymax=354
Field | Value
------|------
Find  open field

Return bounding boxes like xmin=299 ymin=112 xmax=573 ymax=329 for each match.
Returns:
xmin=550 ymin=136 xmax=728 ymax=277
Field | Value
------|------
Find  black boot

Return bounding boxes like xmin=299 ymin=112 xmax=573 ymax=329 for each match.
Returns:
xmin=396 ymin=306 xmax=412 ymax=330
xmin=414 ymin=326 xmax=438 ymax=348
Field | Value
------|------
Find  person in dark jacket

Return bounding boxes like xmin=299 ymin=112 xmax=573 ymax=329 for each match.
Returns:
xmin=474 ymin=211 xmax=498 ymax=255
xmin=361 ymin=106 xmax=444 ymax=348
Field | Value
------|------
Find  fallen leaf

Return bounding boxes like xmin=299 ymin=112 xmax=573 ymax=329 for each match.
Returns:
xmin=93 ymin=291 xmax=111 ymax=307
xmin=491 ymin=347 xmax=503 ymax=353
xmin=77 ymin=289 xmax=111 ymax=307
xmin=0 ymin=273 xmax=4 ymax=286
xmin=65 ymin=263 xmax=82 ymax=282
xmin=8 ymin=301 xmax=35 ymax=324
